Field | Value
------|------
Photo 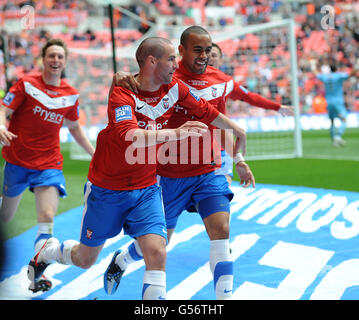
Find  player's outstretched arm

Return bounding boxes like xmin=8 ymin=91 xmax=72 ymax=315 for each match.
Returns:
xmin=220 ymin=129 xmax=255 ymax=188
xmin=130 ymin=121 xmax=208 ymax=148
xmin=278 ymin=105 xmax=295 ymax=116
xmin=210 ymin=112 xmax=247 ymax=156
xmin=65 ymin=119 xmax=95 ymax=156
xmin=0 ymin=105 xmax=17 ymax=146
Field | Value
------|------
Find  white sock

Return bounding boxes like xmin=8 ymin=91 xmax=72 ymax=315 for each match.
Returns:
xmin=36 ymin=237 xmax=59 ymax=264
xmin=58 ymin=240 xmax=78 ymax=265
xmin=40 ymin=239 xmax=78 ymax=265
xmin=142 ymin=270 xmax=166 ymax=300
xmin=209 ymin=239 xmax=233 ymax=300
xmin=34 ymin=222 xmax=54 ymax=252
xmin=116 ymin=240 xmax=143 ymax=270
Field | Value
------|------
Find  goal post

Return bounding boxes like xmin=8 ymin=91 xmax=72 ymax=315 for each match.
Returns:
xmin=288 ymin=18 xmax=303 ymax=159
xmin=211 ymin=18 xmax=303 ymax=160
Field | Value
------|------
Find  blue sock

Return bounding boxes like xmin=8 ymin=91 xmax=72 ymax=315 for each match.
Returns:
xmin=116 ymin=240 xmax=143 ymax=270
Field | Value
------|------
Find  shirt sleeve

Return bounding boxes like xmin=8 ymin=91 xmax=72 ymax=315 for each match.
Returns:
xmin=65 ymin=97 xmax=80 ymax=121
xmin=177 ymin=81 xmax=220 ymax=124
xmin=108 ymin=87 xmax=140 ymax=141
xmin=316 ymin=74 xmax=325 ymax=82
xmin=228 ymin=80 xmax=280 ymax=111
xmin=339 ymin=72 xmax=349 ymax=81
xmin=2 ymin=78 xmax=26 ymax=110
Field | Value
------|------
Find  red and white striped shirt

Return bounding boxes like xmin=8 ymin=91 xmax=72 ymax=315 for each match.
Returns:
xmin=2 ymin=73 xmax=79 ymax=170
xmin=88 ymin=77 xmax=219 ymax=190
xmin=157 ymin=61 xmax=281 ymax=178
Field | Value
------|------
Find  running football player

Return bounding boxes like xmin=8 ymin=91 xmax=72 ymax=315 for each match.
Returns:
xmin=0 ymin=38 xmax=95 ymax=293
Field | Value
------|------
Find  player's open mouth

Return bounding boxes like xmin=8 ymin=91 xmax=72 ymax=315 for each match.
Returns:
xmin=196 ymin=61 xmax=206 ymax=66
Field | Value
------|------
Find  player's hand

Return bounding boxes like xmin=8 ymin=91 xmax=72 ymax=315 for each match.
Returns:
xmin=235 ymin=161 xmax=255 ymax=188
xmin=0 ymin=126 xmax=17 ymax=146
xmin=278 ymin=105 xmax=294 ymax=116
xmin=112 ymin=71 xmax=139 ymax=93
xmin=176 ymin=121 xmax=208 ymax=140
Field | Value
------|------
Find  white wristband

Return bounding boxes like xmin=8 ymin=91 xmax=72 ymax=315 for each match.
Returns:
xmin=233 ymin=152 xmax=245 ymax=164
xmin=0 ymin=125 xmax=6 ymax=131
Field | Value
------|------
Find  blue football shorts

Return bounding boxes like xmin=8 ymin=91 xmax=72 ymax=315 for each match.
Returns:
xmin=158 ymin=171 xmax=234 ymax=230
xmin=215 ymin=150 xmax=234 ymax=177
xmin=2 ymin=162 xmax=67 ymax=197
xmin=327 ymin=101 xmax=347 ymax=120
xmin=80 ymin=181 xmax=167 ymax=247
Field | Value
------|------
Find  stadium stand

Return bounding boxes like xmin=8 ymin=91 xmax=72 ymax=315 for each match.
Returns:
xmin=0 ymin=0 xmax=358 ymax=123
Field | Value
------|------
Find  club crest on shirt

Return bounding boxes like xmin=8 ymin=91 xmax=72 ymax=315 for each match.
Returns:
xmin=86 ymin=228 xmax=93 ymax=240
xmin=115 ymin=105 xmax=132 ymax=122
xmin=162 ymin=97 xmax=169 ymax=109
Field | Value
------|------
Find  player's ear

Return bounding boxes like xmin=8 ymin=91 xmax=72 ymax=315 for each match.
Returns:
xmin=148 ymin=55 xmax=157 ymax=65
xmin=178 ymin=44 xmax=184 ymax=57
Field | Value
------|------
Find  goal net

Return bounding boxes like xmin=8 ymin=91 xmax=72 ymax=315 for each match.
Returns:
xmin=210 ymin=19 xmax=302 ymax=160
xmin=67 ymin=19 xmax=302 ymax=161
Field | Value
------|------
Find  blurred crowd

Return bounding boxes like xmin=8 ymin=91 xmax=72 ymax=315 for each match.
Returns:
xmin=220 ymin=10 xmax=359 ymax=117
xmin=147 ymin=0 xmax=282 ymax=26
xmin=1 ymin=0 xmax=94 ymax=11
xmin=0 ymin=0 xmax=359 ymax=124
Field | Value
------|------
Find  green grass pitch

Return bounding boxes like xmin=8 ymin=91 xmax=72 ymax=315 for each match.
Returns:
xmin=1 ymin=128 xmax=358 ymax=240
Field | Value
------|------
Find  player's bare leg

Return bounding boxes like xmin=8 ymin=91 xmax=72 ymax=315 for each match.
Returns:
xmin=203 ymin=211 xmax=230 ymax=240
xmin=71 ymin=242 xmax=104 ymax=269
xmin=34 ymin=186 xmax=59 ymax=248
xmin=137 ymin=234 xmax=167 ymax=299
xmin=34 ymin=186 xmax=59 ymax=227
xmin=0 ymin=194 xmax=23 ymax=223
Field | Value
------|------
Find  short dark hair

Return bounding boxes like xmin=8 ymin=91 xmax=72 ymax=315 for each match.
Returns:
xmin=330 ymin=64 xmax=337 ymax=72
xmin=211 ymin=43 xmax=223 ymax=58
xmin=136 ymin=37 xmax=173 ymax=68
xmin=42 ymin=38 xmax=68 ymax=59
xmin=180 ymin=25 xmax=210 ymax=47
